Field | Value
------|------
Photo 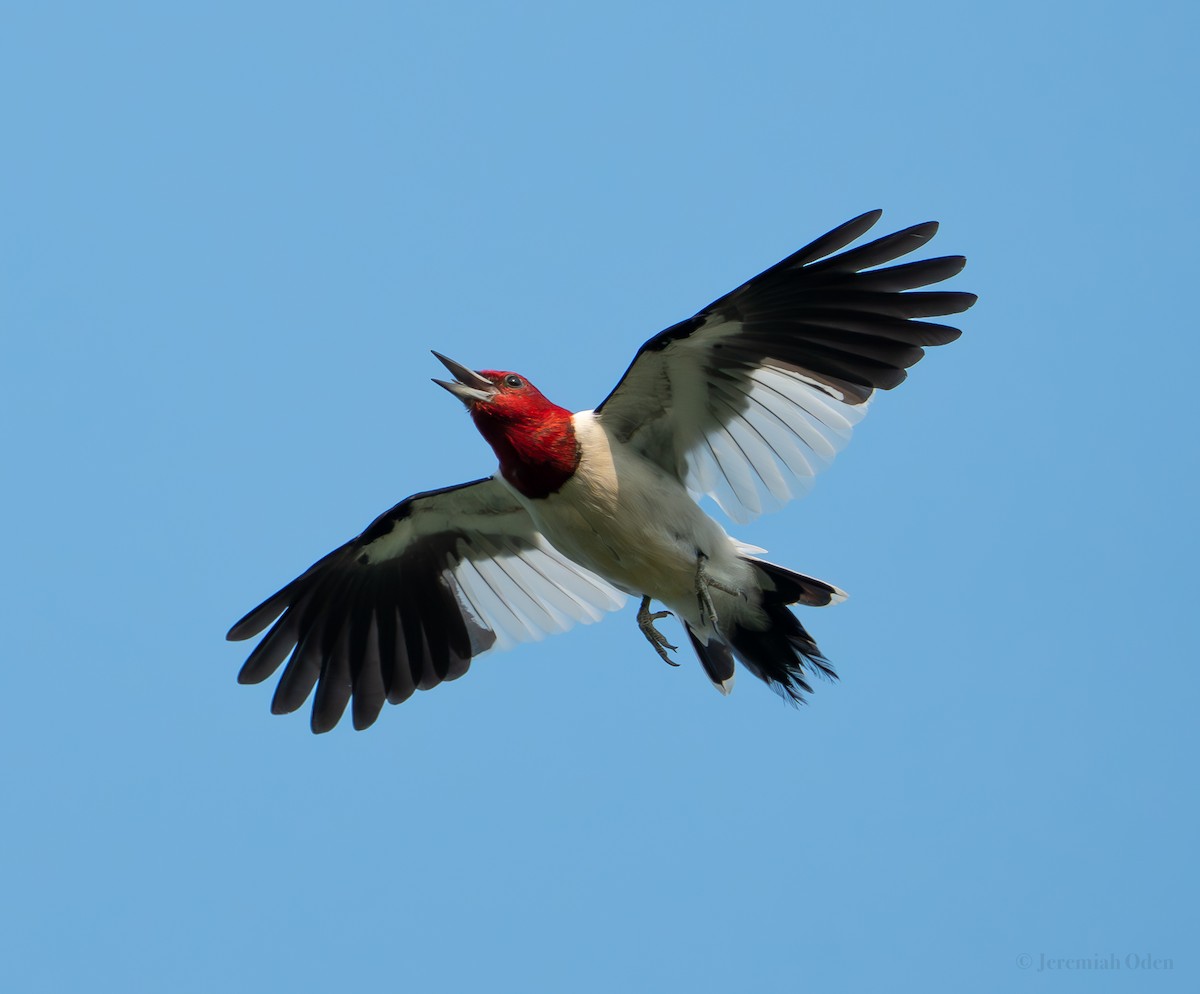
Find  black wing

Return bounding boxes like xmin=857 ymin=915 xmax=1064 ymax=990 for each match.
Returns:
xmin=228 ymin=477 xmax=625 ymax=732
xmin=594 ymin=210 xmax=977 ymax=523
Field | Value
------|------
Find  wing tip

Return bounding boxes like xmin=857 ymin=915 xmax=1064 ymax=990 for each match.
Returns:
xmin=236 ymin=666 xmax=265 ymax=686
xmin=227 ymin=586 xmax=294 ymax=642
xmin=226 ymin=614 xmax=263 ymax=642
xmin=908 ymin=219 xmax=939 ymax=241
xmin=310 ymin=713 xmax=340 ymax=735
xmin=947 ymin=291 xmax=979 ymax=314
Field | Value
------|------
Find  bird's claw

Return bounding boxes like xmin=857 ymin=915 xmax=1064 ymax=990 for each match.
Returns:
xmin=637 ymin=596 xmax=679 ymax=665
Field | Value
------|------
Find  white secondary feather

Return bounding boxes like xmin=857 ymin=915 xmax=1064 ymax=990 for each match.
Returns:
xmin=591 ymin=212 xmax=972 ymax=530
xmin=678 ymin=347 xmax=868 ymax=524
xmin=598 ymin=312 xmax=870 ymax=525
xmin=447 ymin=533 xmax=625 ymax=652
xmin=356 ymin=479 xmax=625 ymax=651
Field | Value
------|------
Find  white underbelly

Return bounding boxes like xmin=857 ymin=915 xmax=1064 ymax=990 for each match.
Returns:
xmin=530 ymin=477 xmax=715 ymax=600
xmin=510 ymin=412 xmax=751 ymax=616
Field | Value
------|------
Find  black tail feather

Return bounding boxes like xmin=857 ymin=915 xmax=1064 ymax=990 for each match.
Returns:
xmin=743 ymin=556 xmax=846 ymax=607
xmin=726 ymin=559 xmax=840 ymax=704
xmin=685 ymin=625 xmax=736 ymax=693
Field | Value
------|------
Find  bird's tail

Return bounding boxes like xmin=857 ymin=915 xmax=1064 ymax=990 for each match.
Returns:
xmin=686 ymin=557 xmax=844 ymax=703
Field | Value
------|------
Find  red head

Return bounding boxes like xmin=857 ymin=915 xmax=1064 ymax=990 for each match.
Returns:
xmin=432 ymin=352 xmax=579 ymax=498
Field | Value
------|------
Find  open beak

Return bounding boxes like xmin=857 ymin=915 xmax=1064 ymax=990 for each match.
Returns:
xmin=431 ymin=351 xmax=497 ymax=406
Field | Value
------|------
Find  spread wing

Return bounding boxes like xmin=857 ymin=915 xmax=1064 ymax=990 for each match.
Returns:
xmin=227 ymin=477 xmax=625 ymax=732
xmin=594 ymin=210 xmax=977 ymax=523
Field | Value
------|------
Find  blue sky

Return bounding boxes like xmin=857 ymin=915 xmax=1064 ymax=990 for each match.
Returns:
xmin=2 ymin=2 xmax=1196 ymax=992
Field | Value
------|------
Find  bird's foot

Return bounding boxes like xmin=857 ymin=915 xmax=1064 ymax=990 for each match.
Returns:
xmin=694 ymin=553 xmax=741 ymax=628
xmin=637 ymin=595 xmax=678 ymax=665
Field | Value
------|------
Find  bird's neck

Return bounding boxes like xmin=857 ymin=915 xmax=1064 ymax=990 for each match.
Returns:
xmin=473 ymin=406 xmax=580 ymax=499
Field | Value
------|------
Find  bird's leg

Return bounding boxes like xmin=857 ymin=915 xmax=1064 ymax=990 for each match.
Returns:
xmin=637 ymin=595 xmax=679 ymax=666
xmin=694 ymin=553 xmax=741 ymax=628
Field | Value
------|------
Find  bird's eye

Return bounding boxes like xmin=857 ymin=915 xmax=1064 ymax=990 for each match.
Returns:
xmin=504 ymin=374 xmax=524 ymax=388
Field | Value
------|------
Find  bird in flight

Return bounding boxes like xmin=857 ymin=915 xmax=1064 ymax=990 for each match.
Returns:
xmin=228 ymin=210 xmax=975 ymax=732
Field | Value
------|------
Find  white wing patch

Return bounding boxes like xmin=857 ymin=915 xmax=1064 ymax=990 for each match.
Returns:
xmin=447 ymin=534 xmax=627 ymax=652
xmin=682 ymin=361 xmax=868 ymax=524
xmin=594 ymin=212 xmax=974 ymax=533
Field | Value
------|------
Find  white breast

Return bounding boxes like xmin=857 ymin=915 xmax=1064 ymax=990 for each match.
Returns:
xmin=508 ymin=411 xmax=751 ymax=618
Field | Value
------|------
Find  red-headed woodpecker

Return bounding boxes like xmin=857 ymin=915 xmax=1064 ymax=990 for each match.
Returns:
xmin=229 ymin=210 xmax=976 ymax=732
